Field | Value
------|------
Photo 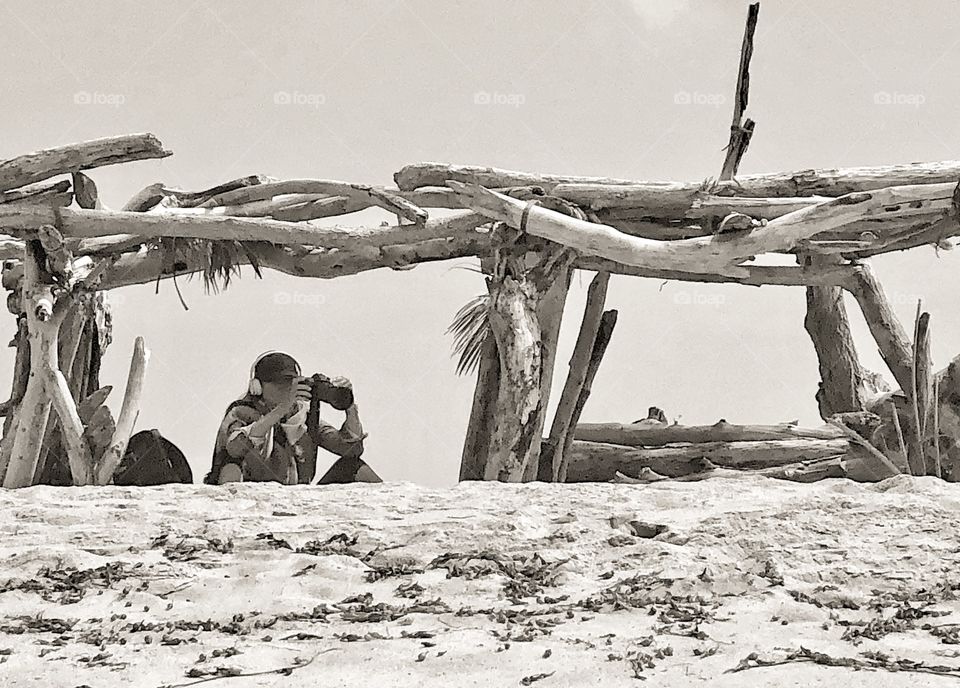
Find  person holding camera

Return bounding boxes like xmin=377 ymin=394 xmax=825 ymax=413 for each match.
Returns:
xmin=204 ymin=351 xmax=380 ymax=485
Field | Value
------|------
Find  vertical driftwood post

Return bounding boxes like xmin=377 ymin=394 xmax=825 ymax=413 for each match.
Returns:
xmin=3 ymin=240 xmax=61 ymax=487
xmin=539 ymin=271 xmax=610 ymax=481
xmin=802 ymin=255 xmax=871 ymax=418
xmin=911 ymin=306 xmax=933 ymax=476
xmin=520 ymin=263 xmax=572 ymax=482
xmin=0 ymin=317 xmax=29 ymax=481
xmin=484 ymin=224 xmax=574 ymax=482
xmin=557 ymin=309 xmax=618 ymax=483
xmin=95 ymin=336 xmax=148 ymax=484
xmin=719 ymin=2 xmax=760 ymax=181
xmin=459 ymin=331 xmax=499 ymax=481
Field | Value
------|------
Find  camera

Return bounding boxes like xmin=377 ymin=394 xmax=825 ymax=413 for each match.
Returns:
xmin=308 ymin=373 xmax=354 ymax=411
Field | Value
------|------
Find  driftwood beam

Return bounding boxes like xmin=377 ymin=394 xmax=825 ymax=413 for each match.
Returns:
xmin=565 ymin=438 xmax=851 ymax=482
xmin=574 ymin=420 xmax=844 ymax=446
xmin=0 ymin=134 xmax=171 ymax=193
xmin=399 ymin=159 xmax=960 ymax=198
xmin=0 ymin=206 xmax=487 ymax=251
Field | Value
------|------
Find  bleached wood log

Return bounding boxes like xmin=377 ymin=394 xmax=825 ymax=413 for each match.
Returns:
xmin=564 ymin=438 xmax=851 ymax=482
xmin=483 ymin=226 xmax=575 ymax=482
xmin=0 ymin=205 xmax=486 ymax=251
xmin=197 ymin=179 xmax=428 ymax=225
xmin=719 ymin=2 xmax=759 ymax=181
xmin=912 ymin=308 xmax=933 ymax=475
xmin=573 ymin=420 xmax=844 ymax=446
xmin=44 ymin=365 xmax=94 ymax=485
xmin=448 ymin=181 xmax=947 ymax=276
xmin=399 ymin=160 xmax=960 ymax=199
xmin=802 ymin=255 xmax=871 ymax=418
xmin=95 ymin=336 xmax=148 ymax=485
xmin=556 ymin=309 xmax=618 ymax=483
xmin=0 ymin=134 xmax=170 ymax=193
xmin=459 ymin=331 xmax=499 ymax=482
xmin=844 ymin=260 xmax=914 ymax=393
xmin=541 ymin=271 xmax=610 ymax=481
xmin=3 ymin=241 xmax=67 ymax=487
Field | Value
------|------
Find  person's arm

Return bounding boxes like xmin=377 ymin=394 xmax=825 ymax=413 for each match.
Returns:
xmin=313 ymin=403 xmax=367 ymax=458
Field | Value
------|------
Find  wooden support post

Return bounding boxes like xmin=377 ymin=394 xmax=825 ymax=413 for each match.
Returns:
xmin=557 ymin=309 xmax=618 ymax=483
xmin=3 ymin=241 xmax=59 ymax=487
xmin=539 ymin=271 xmax=610 ymax=481
xmin=719 ymin=2 xmax=760 ymax=181
xmin=0 ymin=317 xmax=29 ymax=482
xmin=844 ymin=260 xmax=914 ymax=395
xmin=459 ymin=331 xmax=500 ymax=481
xmin=801 ymin=255 xmax=871 ymax=418
xmin=912 ymin=306 xmax=933 ymax=475
xmin=95 ymin=336 xmax=148 ymax=485
xmin=484 ymin=224 xmax=574 ymax=482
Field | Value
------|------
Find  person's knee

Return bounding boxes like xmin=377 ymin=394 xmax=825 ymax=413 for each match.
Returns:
xmin=217 ymin=464 xmax=243 ymax=484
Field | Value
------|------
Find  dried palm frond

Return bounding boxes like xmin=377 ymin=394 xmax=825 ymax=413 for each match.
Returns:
xmin=156 ymin=237 xmax=264 ymax=296
xmin=447 ymin=294 xmax=491 ymax=376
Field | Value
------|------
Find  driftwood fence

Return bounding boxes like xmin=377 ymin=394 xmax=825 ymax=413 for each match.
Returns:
xmin=0 ymin=3 xmax=958 ymax=488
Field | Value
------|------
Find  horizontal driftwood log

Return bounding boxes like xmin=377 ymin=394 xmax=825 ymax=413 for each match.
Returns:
xmin=0 ymin=134 xmax=171 ymax=193
xmin=564 ymin=438 xmax=851 ymax=482
xmin=396 ymin=159 xmax=960 ymax=198
xmin=0 ymin=206 xmax=488 ymax=251
xmin=573 ymin=420 xmax=844 ymax=446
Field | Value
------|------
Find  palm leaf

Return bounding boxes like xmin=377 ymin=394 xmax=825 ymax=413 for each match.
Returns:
xmin=447 ymin=293 xmax=491 ymax=376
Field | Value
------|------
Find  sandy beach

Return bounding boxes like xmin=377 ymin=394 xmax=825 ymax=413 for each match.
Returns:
xmin=2 ymin=475 xmax=960 ymax=686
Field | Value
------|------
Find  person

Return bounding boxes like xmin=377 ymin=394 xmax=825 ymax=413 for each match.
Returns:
xmin=204 ymin=351 xmax=381 ymax=485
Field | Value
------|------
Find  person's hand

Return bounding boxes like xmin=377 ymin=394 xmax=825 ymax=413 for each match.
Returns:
xmin=274 ymin=378 xmax=312 ymax=419
xmin=330 ymin=376 xmax=352 ymax=391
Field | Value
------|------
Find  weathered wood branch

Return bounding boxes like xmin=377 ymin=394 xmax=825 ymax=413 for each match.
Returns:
xmin=719 ymin=2 xmax=759 ymax=181
xmin=95 ymin=336 xmax=148 ymax=485
xmin=844 ymin=260 xmax=914 ymax=393
xmin=802 ymin=255 xmax=871 ymax=418
xmin=197 ymin=179 xmax=429 ymax=225
xmin=0 ymin=134 xmax=171 ymax=193
xmin=565 ymin=438 xmax=851 ymax=482
xmin=398 ymin=159 xmax=960 ymax=199
xmin=0 ymin=206 xmax=486 ymax=251
xmin=541 ymin=271 xmax=610 ymax=481
xmin=573 ymin=420 xmax=844 ymax=446
xmin=557 ymin=309 xmax=618 ymax=483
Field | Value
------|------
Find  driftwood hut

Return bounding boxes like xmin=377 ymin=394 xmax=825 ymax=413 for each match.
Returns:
xmin=0 ymin=3 xmax=958 ymax=489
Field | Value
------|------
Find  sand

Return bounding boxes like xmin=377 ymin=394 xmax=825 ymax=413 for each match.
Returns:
xmin=2 ymin=475 xmax=960 ymax=686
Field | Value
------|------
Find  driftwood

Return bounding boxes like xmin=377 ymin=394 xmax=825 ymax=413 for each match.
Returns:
xmin=565 ymin=438 xmax=851 ymax=482
xmin=802 ymin=255 xmax=872 ymax=417
xmin=0 ymin=134 xmax=170 ymax=193
xmin=555 ymin=309 xmax=618 ymax=483
xmin=459 ymin=331 xmax=499 ymax=481
xmin=95 ymin=336 xmax=148 ymax=485
xmin=844 ymin=260 xmax=915 ymax=394
xmin=483 ymin=226 xmax=575 ymax=481
xmin=573 ymin=420 xmax=843 ymax=446
xmin=613 ymin=456 xmax=847 ymax=484
xmin=719 ymin=3 xmax=759 ymax=180
xmin=541 ymin=271 xmax=610 ymax=482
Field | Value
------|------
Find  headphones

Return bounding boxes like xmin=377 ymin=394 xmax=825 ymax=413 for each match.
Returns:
xmin=248 ymin=350 xmax=301 ymax=396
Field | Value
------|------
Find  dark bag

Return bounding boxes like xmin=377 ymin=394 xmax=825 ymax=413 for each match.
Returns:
xmin=113 ymin=429 xmax=193 ymax=486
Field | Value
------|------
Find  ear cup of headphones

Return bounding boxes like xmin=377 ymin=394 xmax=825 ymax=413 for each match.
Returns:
xmin=248 ymin=378 xmax=262 ymax=396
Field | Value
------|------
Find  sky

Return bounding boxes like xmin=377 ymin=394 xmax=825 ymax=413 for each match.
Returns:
xmin=2 ymin=0 xmax=959 ymax=487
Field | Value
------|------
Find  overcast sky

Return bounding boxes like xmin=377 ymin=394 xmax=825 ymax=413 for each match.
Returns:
xmin=2 ymin=0 xmax=959 ymax=486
